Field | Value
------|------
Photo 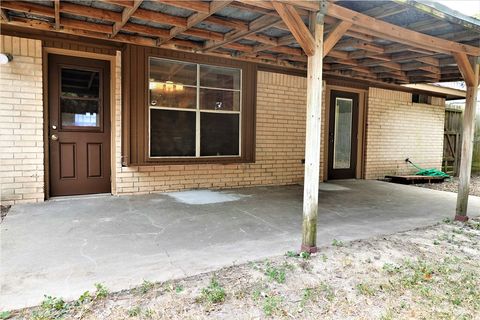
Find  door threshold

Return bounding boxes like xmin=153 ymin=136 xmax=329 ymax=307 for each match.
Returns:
xmin=49 ymin=193 xmax=112 ymax=201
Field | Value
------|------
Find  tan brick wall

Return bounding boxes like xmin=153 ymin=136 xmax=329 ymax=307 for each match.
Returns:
xmin=114 ymin=71 xmax=315 ymax=194
xmin=364 ymin=87 xmax=445 ymax=179
xmin=0 ymin=36 xmax=44 ymax=205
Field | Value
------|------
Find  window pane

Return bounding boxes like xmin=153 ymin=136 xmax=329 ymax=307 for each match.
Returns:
xmin=200 ymin=65 xmax=240 ymax=90
xmin=149 ymin=58 xmax=196 ymax=86
xmin=333 ymin=98 xmax=353 ymax=169
xmin=150 ymin=85 xmax=196 ymax=109
xmin=61 ymin=98 xmax=99 ymax=127
xmin=61 ymin=68 xmax=99 ymax=98
xmin=200 ymin=113 xmax=239 ymax=156
xmin=200 ymin=88 xmax=240 ymax=111
xmin=150 ymin=109 xmax=196 ymax=157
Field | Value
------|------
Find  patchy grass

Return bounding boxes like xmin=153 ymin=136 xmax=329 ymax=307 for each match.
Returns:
xmin=9 ymin=218 xmax=480 ymax=319
xmin=199 ymin=277 xmax=226 ymax=304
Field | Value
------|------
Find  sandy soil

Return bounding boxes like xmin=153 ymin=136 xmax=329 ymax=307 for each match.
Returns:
xmin=10 ymin=218 xmax=480 ymax=320
xmin=1 ymin=205 xmax=10 ymax=223
xmin=414 ymin=174 xmax=480 ymax=197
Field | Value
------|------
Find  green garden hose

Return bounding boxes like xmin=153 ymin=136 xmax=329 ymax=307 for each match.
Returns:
xmin=405 ymin=158 xmax=450 ymax=178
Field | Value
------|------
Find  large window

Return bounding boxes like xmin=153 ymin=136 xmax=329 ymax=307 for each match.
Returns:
xmin=148 ymin=57 xmax=241 ymax=158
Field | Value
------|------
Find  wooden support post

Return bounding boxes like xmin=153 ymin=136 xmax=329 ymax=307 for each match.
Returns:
xmin=455 ymin=57 xmax=479 ymax=221
xmin=301 ymin=11 xmax=324 ymax=253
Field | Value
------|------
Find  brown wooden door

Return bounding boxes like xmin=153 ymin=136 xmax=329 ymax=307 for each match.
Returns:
xmin=328 ymin=90 xmax=359 ymax=180
xmin=48 ymin=54 xmax=111 ymax=196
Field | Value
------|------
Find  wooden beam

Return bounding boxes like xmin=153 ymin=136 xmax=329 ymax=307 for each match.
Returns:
xmin=326 ymin=3 xmax=480 ymax=56
xmin=1 ymin=1 xmax=54 ymax=17
xmin=237 ymin=0 xmax=319 ymax=12
xmin=301 ymin=12 xmax=324 ymax=253
xmin=203 ymin=15 xmax=248 ymax=31
xmin=61 ymin=17 xmax=112 ymax=34
xmin=100 ymin=0 xmax=134 ymax=8
xmin=454 ymin=53 xmax=475 ymax=86
xmin=122 ymin=22 xmax=170 ymax=38
xmin=323 ymin=20 xmax=351 ymax=57
xmin=0 ymin=9 xmax=9 ymax=22
xmin=159 ymin=0 xmax=232 ymax=45
xmin=153 ymin=0 xmax=210 ymax=13
xmin=54 ymin=0 xmax=60 ymax=30
xmin=132 ymin=8 xmax=186 ymax=28
xmin=60 ymin=2 xmax=122 ymax=22
xmin=455 ymin=59 xmax=480 ymax=221
xmin=112 ymin=0 xmax=143 ymax=37
xmin=272 ymin=2 xmax=315 ymax=56
xmin=203 ymin=13 xmax=281 ymax=52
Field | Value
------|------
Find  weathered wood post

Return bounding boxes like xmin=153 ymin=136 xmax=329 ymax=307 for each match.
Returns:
xmin=301 ymin=9 xmax=324 ymax=253
xmin=455 ymin=57 xmax=479 ymax=221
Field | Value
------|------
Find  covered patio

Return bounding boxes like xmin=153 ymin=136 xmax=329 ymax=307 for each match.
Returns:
xmin=2 ymin=180 xmax=480 ymax=310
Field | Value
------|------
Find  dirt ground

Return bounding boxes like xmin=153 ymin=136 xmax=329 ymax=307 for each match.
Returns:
xmin=9 ymin=217 xmax=480 ymax=320
xmin=1 ymin=205 xmax=10 ymax=223
xmin=414 ymin=174 xmax=480 ymax=197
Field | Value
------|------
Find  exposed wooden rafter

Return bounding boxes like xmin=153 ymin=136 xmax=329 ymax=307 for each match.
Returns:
xmin=326 ymin=3 xmax=480 ymax=56
xmin=203 ymin=13 xmax=281 ymax=52
xmin=272 ymin=2 xmax=314 ymax=56
xmin=159 ymin=0 xmax=233 ymax=45
xmin=111 ymin=0 xmax=143 ymax=37
xmin=454 ymin=53 xmax=476 ymax=86
xmin=323 ymin=20 xmax=351 ymax=57
xmin=54 ymin=0 xmax=60 ymax=30
xmin=0 ymin=9 xmax=9 ymax=22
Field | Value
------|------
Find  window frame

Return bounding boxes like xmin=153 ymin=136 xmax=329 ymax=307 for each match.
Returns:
xmin=121 ymin=45 xmax=257 ymax=166
xmin=147 ymin=57 xmax=242 ymax=159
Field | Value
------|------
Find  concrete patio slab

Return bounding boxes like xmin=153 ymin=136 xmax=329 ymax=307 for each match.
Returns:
xmin=1 ymin=180 xmax=479 ymax=310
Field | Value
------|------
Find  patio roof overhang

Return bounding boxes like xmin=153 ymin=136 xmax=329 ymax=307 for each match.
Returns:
xmin=0 ymin=0 xmax=479 ymax=86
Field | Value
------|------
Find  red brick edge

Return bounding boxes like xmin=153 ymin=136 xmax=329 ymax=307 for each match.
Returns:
xmin=301 ymin=245 xmax=318 ymax=254
xmin=454 ymin=215 xmax=469 ymax=222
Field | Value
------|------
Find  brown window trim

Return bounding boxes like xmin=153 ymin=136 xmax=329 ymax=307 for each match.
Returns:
xmin=122 ymin=45 xmax=256 ymax=166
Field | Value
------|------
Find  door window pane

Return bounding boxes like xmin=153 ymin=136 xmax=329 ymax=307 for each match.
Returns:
xmin=333 ymin=98 xmax=353 ymax=169
xmin=150 ymin=109 xmax=196 ymax=157
xmin=61 ymin=98 xmax=99 ymax=127
xmin=61 ymin=68 xmax=99 ymax=98
xmin=200 ymin=113 xmax=239 ymax=156
xmin=200 ymin=88 xmax=240 ymax=111
xmin=61 ymin=68 xmax=101 ymax=128
xmin=200 ymin=65 xmax=240 ymax=90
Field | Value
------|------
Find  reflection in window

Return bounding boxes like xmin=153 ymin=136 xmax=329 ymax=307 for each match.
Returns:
xmin=150 ymin=109 xmax=196 ymax=157
xmin=148 ymin=57 xmax=241 ymax=158
xmin=333 ymin=98 xmax=353 ymax=169
xmin=61 ymin=68 xmax=100 ymax=127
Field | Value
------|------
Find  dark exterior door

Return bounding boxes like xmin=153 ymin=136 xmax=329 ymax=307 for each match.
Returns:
xmin=328 ymin=90 xmax=359 ymax=180
xmin=48 ymin=54 xmax=111 ymax=196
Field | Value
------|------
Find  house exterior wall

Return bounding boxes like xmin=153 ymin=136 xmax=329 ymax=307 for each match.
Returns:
xmin=114 ymin=71 xmax=314 ymax=194
xmin=364 ymin=87 xmax=445 ymax=179
xmin=0 ymin=36 xmax=44 ymax=205
xmin=0 ymin=35 xmax=447 ymax=204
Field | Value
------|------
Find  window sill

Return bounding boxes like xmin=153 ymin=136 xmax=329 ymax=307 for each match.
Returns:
xmin=124 ymin=156 xmax=254 ymax=167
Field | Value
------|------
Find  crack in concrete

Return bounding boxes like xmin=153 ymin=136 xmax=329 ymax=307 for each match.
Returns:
xmin=164 ymin=250 xmax=187 ymax=277
xmin=235 ymin=207 xmax=288 ymax=234
xmin=80 ymin=238 xmax=98 ymax=269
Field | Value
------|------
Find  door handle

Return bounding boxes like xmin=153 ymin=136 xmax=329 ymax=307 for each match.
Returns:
xmin=51 ymin=134 xmax=59 ymax=141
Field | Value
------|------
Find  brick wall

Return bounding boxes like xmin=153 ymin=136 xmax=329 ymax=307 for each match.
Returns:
xmin=114 ymin=71 xmax=314 ymax=194
xmin=364 ymin=87 xmax=445 ymax=179
xmin=0 ymin=36 xmax=44 ymax=205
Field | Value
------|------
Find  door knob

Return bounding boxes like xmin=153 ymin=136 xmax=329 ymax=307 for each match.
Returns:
xmin=51 ymin=134 xmax=59 ymax=141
